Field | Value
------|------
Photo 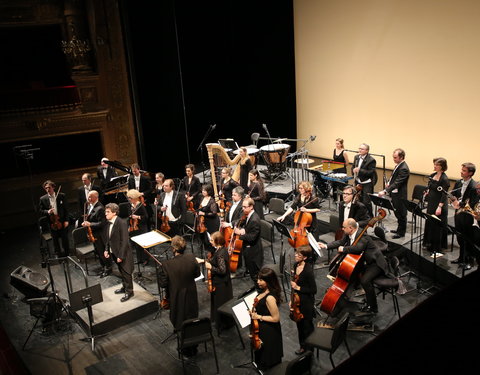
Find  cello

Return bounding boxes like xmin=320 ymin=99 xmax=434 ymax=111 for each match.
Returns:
xmin=228 ymin=214 xmax=247 ymax=273
xmin=319 ymin=208 xmax=387 ymax=315
xmin=288 ymin=196 xmax=319 ymax=248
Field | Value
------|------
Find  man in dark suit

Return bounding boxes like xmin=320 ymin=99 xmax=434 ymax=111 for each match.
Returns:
xmin=352 ymin=143 xmax=377 ymax=216
xmin=82 ymin=190 xmax=112 ymax=277
xmin=97 ymin=158 xmax=117 ymax=204
xmin=338 ymin=185 xmax=370 ymax=230
xmin=128 ymin=163 xmax=152 ymax=197
xmin=104 ymin=203 xmax=134 ymax=302
xmin=155 ymin=178 xmax=186 ymax=236
xmin=378 ymin=148 xmax=410 ymax=238
xmin=451 ymin=162 xmax=477 ymax=269
xmin=319 ymin=218 xmax=388 ymax=314
xmin=235 ymin=197 xmax=263 ymax=283
xmin=39 ymin=180 xmax=70 ymax=256
xmin=77 ymin=173 xmax=102 ymax=223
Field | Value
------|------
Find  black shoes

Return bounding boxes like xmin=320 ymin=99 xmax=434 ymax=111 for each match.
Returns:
xmin=360 ymin=305 xmax=378 ymax=314
xmin=121 ymin=292 xmax=134 ymax=302
xmin=392 ymin=234 xmax=405 ymax=239
xmin=115 ymin=287 xmax=125 ymax=294
xmin=100 ymin=267 xmax=112 ymax=278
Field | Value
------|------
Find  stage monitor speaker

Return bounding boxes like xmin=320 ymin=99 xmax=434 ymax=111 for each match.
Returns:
xmin=10 ymin=266 xmax=50 ymax=299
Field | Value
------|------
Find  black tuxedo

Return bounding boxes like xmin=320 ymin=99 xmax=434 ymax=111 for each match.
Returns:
xmin=77 ymin=184 xmax=102 ymax=219
xmin=352 ymin=153 xmax=377 ymax=215
xmin=338 ymin=201 xmax=370 ymax=229
xmin=239 ymin=211 xmax=263 ymax=281
xmin=97 ymin=165 xmax=117 ymax=191
xmin=385 ymin=161 xmax=410 ymax=235
xmin=39 ymin=192 xmax=70 ymax=255
xmin=104 ymin=216 xmax=133 ymax=294
xmin=85 ymin=201 xmax=111 ymax=268
xmin=225 ymin=199 xmax=244 ymax=225
xmin=156 ymin=190 xmax=186 ymax=235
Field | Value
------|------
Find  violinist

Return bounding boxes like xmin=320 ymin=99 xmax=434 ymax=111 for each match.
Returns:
xmin=219 ymin=167 xmax=238 ymax=205
xmin=182 ymin=164 xmax=201 ymax=210
xmin=290 ymin=246 xmax=317 ymax=355
xmin=126 ymin=189 xmax=149 ymax=266
xmin=337 ymin=185 xmax=370 ymax=231
xmin=77 ymin=173 xmax=101 ymax=223
xmin=39 ymin=180 xmax=70 ymax=257
xmin=155 ymin=179 xmax=186 ymax=236
xmin=202 ymin=231 xmax=234 ymax=331
xmin=277 ymin=181 xmax=321 ymax=239
xmin=198 ymin=184 xmax=221 ymax=253
xmin=235 ymin=197 xmax=263 ymax=283
xmin=250 ymin=267 xmax=283 ymax=371
xmin=153 ymin=172 xmax=165 ymax=197
xmin=247 ymin=169 xmax=266 ymax=220
xmin=318 ymin=218 xmax=388 ymax=314
xmin=81 ymin=190 xmax=112 ymax=277
xmin=128 ymin=163 xmax=154 ymax=226
xmin=221 ymin=186 xmax=244 ymax=227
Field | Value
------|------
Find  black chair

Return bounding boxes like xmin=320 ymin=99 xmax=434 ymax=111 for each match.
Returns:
xmin=267 ymin=350 xmax=313 ymax=375
xmin=264 ymin=197 xmax=285 ymax=224
xmin=304 ymin=312 xmax=351 ymax=368
xmin=373 ymin=256 xmax=403 ymax=318
xmin=72 ymin=227 xmax=96 ymax=275
xmin=176 ymin=317 xmax=219 ymax=374
xmin=260 ymin=219 xmax=276 ymax=264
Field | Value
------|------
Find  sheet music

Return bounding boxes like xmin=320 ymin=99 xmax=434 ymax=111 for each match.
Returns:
xmin=307 ymin=231 xmax=323 ymax=258
xmin=232 ymin=300 xmax=252 ymax=328
xmin=243 ymin=291 xmax=258 ymax=311
xmin=130 ymin=230 xmax=171 ymax=248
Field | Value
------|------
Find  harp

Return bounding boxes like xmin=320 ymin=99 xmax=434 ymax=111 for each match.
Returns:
xmin=206 ymin=143 xmax=242 ymax=202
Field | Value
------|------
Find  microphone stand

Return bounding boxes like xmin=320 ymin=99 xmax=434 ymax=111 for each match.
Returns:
xmin=196 ymin=124 xmax=216 ymax=183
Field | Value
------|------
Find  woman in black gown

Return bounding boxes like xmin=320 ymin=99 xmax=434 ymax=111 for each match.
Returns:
xmin=219 ymin=167 xmax=239 ymax=204
xmin=423 ymin=157 xmax=450 ymax=253
xmin=183 ymin=164 xmax=201 ymax=210
xmin=290 ymin=246 xmax=317 ymax=355
xmin=204 ymin=231 xmax=234 ymax=331
xmin=126 ymin=189 xmax=149 ymax=265
xmin=238 ymin=147 xmax=253 ymax=190
xmin=332 ymin=138 xmax=350 ymax=201
xmin=250 ymin=267 xmax=283 ymax=371
xmin=247 ymin=169 xmax=266 ymax=219
xmin=197 ymin=184 xmax=221 ymax=253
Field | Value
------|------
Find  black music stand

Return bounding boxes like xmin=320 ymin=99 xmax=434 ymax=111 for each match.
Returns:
xmin=69 ymin=284 xmax=104 ymax=351
xmin=369 ymin=194 xmax=395 ymax=230
xmin=272 ymin=219 xmax=293 ymax=255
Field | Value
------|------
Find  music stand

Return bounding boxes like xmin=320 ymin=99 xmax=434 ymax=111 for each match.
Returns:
xmin=272 ymin=219 xmax=293 ymax=256
xmin=369 ymin=194 xmax=395 ymax=230
xmin=69 ymin=284 xmax=104 ymax=351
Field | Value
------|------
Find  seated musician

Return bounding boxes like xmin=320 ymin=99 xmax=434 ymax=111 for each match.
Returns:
xmin=337 ymin=185 xmax=370 ymax=230
xmin=183 ymin=164 xmax=202 ymax=210
xmin=277 ymin=181 xmax=321 ymax=239
xmin=318 ymin=218 xmax=388 ymax=314
xmin=155 ymin=179 xmax=186 ymax=236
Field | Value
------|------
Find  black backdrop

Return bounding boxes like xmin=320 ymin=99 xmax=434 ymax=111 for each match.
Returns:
xmin=120 ymin=0 xmax=296 ymax=178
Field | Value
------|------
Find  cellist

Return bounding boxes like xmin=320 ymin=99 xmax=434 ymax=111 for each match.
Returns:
xmin=277 ymin=181 xmax=321 ymax=240
xmin=318 ymin=218 xmax=388 ymax=314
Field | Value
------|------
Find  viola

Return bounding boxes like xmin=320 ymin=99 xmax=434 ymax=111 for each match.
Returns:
xmin=288 ymin=196 xmax=319 ymax=249
xmin=228 ymin=214 xmax=247 ymax=273
xmin=250 ymin=297 xmax=263 ymax=351
xmin=160 ymin=297 xmax=170 ymax=310
xmin=289 ymin=271 xmax=304 ymax=322
xmin=87 ymin=225 xmax=96 ymax=243
xmin=196 ymin=213 xmax=207 ymax=233
xmin=128 ymin=202 xmax=142 ymax=232
xmin=160 ymin=207 xmax=171 ymax=233
xmin=207 ymin=267 xmax=215 ymax=293
xmin=50 ymin=214 xmax=63 ymax=231
xmin=320 ymin=208 xmax=387 ymax=315
xmin=186 ymin=193 xmax=195 ymax=212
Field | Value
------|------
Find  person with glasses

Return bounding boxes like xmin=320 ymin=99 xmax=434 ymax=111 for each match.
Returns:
xmin=155 ymin=179 xmax=186 ymax=236
xmin=352 ymin=143 xmax=378 ymax=216
xmin=337 ymin=185 xmax=370 ymax=235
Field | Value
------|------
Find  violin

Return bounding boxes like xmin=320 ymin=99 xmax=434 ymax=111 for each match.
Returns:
xmin=288 ymin=196 xmax=319 ymax=248
xmin=196 ymin=213 xmax=207 ymax=233
xmin=250 ymin=297 xmax=263 ymax=351
xmin=160 ymin=297 xmax=170 ymax=310
xmin=289 ymin=258 xmax=304 ymax=322
xmin=160 ymin=206 xmax=171 ymax=233
xmin=87 ymin=225 xmax=96 ymax=243
xmin=228 ymin=214 xmax=247 ymax=273
xmin=49 ymin=185 xmax=63 ymax=230
xmin=128 ymin=201 xmax=142 ymax=232
xmin=186 ymin=192 xmax=195 ymax=212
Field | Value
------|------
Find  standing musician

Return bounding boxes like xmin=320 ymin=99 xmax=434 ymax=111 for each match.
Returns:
xmin=97 ymin=157 xmax=117 ymax=204
xmin=318 ymin=218 xmax=388 ymax=314
xmin=332 ymin=138 xmax=350 ymax=201
xmin=451 ymin=162 xmax=478 ymax=269
xmin=81 ymin=190 xmax=112 ymax=278
xmin=77 ymin=173 xmax=101 ymax=224
xmin=128 ymin=163 xmax=153 ymax=224
xmin=238 ymin=147 xmax=253 ymax=190
xmin=221 ymin=186 xmax=245 ymax=227
xmin=219 ymin=167 xmax=239 ymax=205
xmin=247 ymin=169 xmax=267 ymax=220
xmin=352 ymin=143 xmax=377 ymax=217
xmin=378 ymin=148 xmax=410 ymax=239
xmin=39 ymin=180 xmax=70 ymax=256
xmin=153 ymin=172 xmax=165 ymax=197
xmin=197 ymin=184 xmax=221 ymax=254
xmin=277 ymin=181 xmax=321 ymax=240
xmin=199 ymin=231 xmax=234 ymax=331
xmin=250 ymin=267 xmax=283 ymax=371
xmin=155 ymin=179 xmax=186 ymax=236
xmin=126 ymin=189 xmax=149 ymax=266
xmin=290 ymin=246 xmax=317 ymax=356
xmin=337 ymin=185 xmax=370 ymax=231
xmin=183 ymin=164 xmax=201 ymax=210
xmin=470 ymin=182 xmax=480 ymax=268
xmin=235 ymin=197 xmax=263 ymax=283
xmin=158 ymin=235 xmax=200 ymax=356
xmin=104 ymin=203 xmax=134 ymax=302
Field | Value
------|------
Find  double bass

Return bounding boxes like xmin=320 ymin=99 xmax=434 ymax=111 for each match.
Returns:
xmin=319 ymin=209 xmax=387 ymax=315
xmin=288 ymin=196 xmax=319 ymax=248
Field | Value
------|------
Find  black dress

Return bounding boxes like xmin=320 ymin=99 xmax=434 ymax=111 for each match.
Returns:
xmin=423 ymin=172 xmax=449 ymax=251
xmin=209 ymin=247 xmax=234 ymax=330
xmin=333 ymin=149 xmax=347 ymax=173
xmin=253 ymin=293 xmax=283 ymax=370
xmin=293 ymin=262 xmax=317 ymax=350
xmin=248 ymin=181 xmax=266 ymax=219
xmin=220 ymin=178 xmax=239 ymax=203
xmin=289 ymin=194 xmax=321 ymax=239
xmin=182 ymin=175 xmax=202 ymax=209
xmin=239 ymin=158 xmax=252 ymax=190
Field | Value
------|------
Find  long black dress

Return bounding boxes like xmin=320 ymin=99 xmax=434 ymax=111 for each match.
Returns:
xmin=209 ymin=247 xmax=234 ymax=330
xmin=423 ymin=172 xmax=449 ymax=251
xmin=332 ymin=149 xmax=347 ymax=200
xmin=253 ymin=294 xmax=283 ymax=371
xmin=248 ymin=180 xmax=266 ymax=219
xmin=220 ymin=177 xmax=239 ymax=203
xmin=239 ymin=158 xmax=252 ymax=190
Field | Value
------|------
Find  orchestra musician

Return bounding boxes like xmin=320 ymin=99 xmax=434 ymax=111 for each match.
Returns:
xmin=451 ymin=162 xmax=478 ymax=270
xmin=97 ymin=157 xmax=117 ymax=204
xmin=337 ymin=185 xmax=370 ymax=231
xmin=77 ymin=173 xmax=101 ymax=223
xmin=378 ymin=148 xmax=410 ymax=239
xmin=219 ymin=167 xmax=239 ymax=204
xmin=250 ymin=267 xmax=283 ymax=371
xmin=104 ymin=203 xmax=134 ymax=302
xmin=352 ymin=143 xmax=377 ymax=217
xmin=221 ymin=186 xmax=245 ymax=227
xmin=247 ymin=169 xmax=266 ymax=220
xmin=153 ymin=172 xmax=165 ymax=197
xmin=235 ymin=197 xmax=263 ymax=283
xmin=81 ymin=190 xmax=112 ymax=277
xmin=238 ymin=147 xmax=253 ymax=190
xmin=155 ymin=179 xmax=186 ymax=236
xmin=290 ymin=246 xmax=317 ymax=356
xmin=39 ymin=180 xmax=70 ymax=256
xmin=126 ymin=189 xmax=149 ymax=266
xmin=128 ymin=163 xmax=153 ymax=223
xmin=318 ymin=218 xmax=388 ymax=314
xmin=182 ymin=164 xmax=201 ymax=210
xmin=470 ymin=182 xmax=480 ymax=268
xmin=332 ymin=138 xmax=350 ymax=201
xmin=198 ymin=184 xmax=221 ymax=253
xmin=423 ymin=157 xmax=450 ymax=256
xmin=277 ymin=181 xmax=321 ymax=239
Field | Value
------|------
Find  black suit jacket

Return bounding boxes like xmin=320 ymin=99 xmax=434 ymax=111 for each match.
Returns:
xmin=453 ymin=179 xmax=477 ymax=207
xmin=386 ymin=161 xmax=410 ymax=199
xmin=128 ymin=174 xmax=152 ymax=200
xmin=240 ymin=211 xmax=263 ymax=266
xmin=157 ymin=191 xmax=186 ymax=222
xmin=39 ymin=192 xmax=69 ymax=224
xmin=86 ymin=201 xmax=106 ymax=237
xmin=77 ymin=184 xmax=102 ymax=214
xmin=97 ymin=166 xmax=117 ymax=189
xmin=104 ymin=216 xmax=132 ymax=271
xmin=225 ymin=199 xmax=244 ymax=225
xmin=338 ymin=201 xmax=370 ymax=229
xmin=352 ymin=154 xmax=377 ymax=185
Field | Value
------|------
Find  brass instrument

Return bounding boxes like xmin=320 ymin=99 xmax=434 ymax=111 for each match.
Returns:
xmin=458 ymin=199 xmax=480 ymax=218
xmin=436 ymin=186 xmax=457 ymax=201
